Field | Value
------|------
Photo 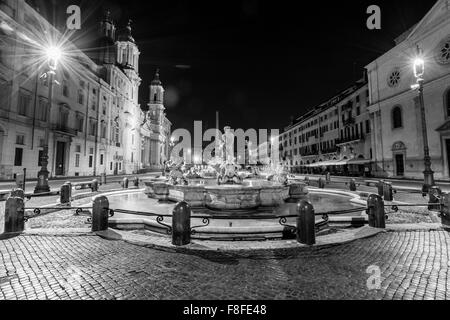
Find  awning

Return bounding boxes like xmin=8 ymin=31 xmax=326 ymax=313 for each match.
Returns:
xmin=347 ymin=158 xmax=372 ymax=165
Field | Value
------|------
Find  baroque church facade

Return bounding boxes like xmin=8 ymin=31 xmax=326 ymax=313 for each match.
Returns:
xmin=0 ymin=0 xmax=171 ymax=180
xmin=366 ymin=0 xmax=450 ymax=179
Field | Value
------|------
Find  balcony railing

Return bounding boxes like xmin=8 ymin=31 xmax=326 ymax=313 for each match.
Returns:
xmin=52 ymin=124 xmax=77 ymax=136
xmin=342 ymin=117 xmax=355 ymax=126
xmin=336 ymin=134 xmax=364 ymax=145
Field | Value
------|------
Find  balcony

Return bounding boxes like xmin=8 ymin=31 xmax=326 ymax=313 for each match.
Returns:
xmin=52 ymin=124 xmax=77 ymax=136
xmin=342 ymin=116 xmax=355 ymax=126
xmin=336 ymin=134 xmax=364 ymax=146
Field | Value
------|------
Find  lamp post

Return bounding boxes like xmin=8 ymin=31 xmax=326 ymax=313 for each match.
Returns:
xmin=412 ymin=45 xmax=435 ymax=191
xmin=34 ymin=46 xmax=61 ymax=194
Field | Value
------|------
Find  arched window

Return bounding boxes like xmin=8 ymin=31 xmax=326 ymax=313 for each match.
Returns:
xmin=392 ymin=106 xmax=403 ymax=129
xmin=446 ymin=89 xmax=450 ymax=117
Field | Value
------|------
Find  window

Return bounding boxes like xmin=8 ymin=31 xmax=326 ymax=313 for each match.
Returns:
xmin=437 ymin=36 xmax=450 ymax=65
xmin=356 ymin=106 xmax=361 ymax=116
xmin=110 ymin=162 xmax=113 ymax=170
xmin=101 ymin=123 xmax=106 ymax=139
xmin=131 ymin=152 xmax=134 ymax=163
xmin=75 ymin=154 xmax=80 ymax=168
xmin=76 ymin=115 xmax=84 ymax=132
xmin=366 ymin=120 xmax=371 ymax=133
xmin=16 ymin=135 xmax=25 ymax=145
xmin=38 ymin=150 xmax=43 ymax=166
xmin=388 ymin=68 xmax=401 ymax=88
xmin=446 ymin=89 xmax=450 ymax=117
xmin=14 ymin=148 xmax=23 ymax=166
xmin=60 ymin=109 xmax=69 ymax=127
xmin=89 ymin=155 xmax=93 ymax=168
xmin=62 ymin=80 xmax=69 ymax=97
xmin=78 ymin=89 xmax=84 ymax=104
xmin=75 ymin=145 xmax=81 ymax=153
xmin=18 ymin=91 xmax=31 ymax=116
xmin=89 ymin=120 xmax=96 ymax=136
xmin=392 ymin=106 xmax=403 ymax=129
xmin=37 ymin=98 xmax=48 ymax=121
xmin=100 ymin=154 xmax=104 ymax=165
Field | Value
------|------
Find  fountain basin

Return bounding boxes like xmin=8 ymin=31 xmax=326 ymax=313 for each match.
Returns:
xmin=145 ymin=180 xmax=303 ymax=210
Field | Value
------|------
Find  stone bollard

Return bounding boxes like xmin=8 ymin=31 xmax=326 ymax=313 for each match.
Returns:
xmin=377 ymin=180 xmax=384 ymax=197
xmin=304 ymin=176 xmax=310 ymax=186
xmin=60 ymin=184 xmax=71 ymax=205
xmin=383 ymin=182 xmax=394 ymax=202
xmin=349 ymin=179 xmax=357 ymax=192
xmin=428 ymin=186 xmax=442 ymax=211
xmin=318 ymin=178 xmax=325 ymax=189
xmin=91 ymin=179 xmax=99 ymax=192
xmin=133 ymin=177 xmax=139 ymax=187
xmin=439 ymin=193 xmax=450 ymax=228
xmin=367 ymin=194 xmax=385 ymax=229
xmin=4 ymin=196 xmax=25 ymax=235
xmin=10 ymin=188 xmax=25 ymax=199
xmin=122 ymin=177 xmax=129 ymax=189
xmin=172 ymin=202 xmax=191 ymax=246
xmin=100 ymin=173 xmax=107 ymax=185
xmin=325 ymin=172 xmax=331 ymax=184
xmin=92 ymin=196 xmax=110 ymax=232
xmin=65 ymin=181 xmax=72 ymax=200
xmin=297 ymin=200 xmax=315 ymax=245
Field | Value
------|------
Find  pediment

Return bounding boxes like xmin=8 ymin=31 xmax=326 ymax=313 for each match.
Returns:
xmin=436 ymin=120 xmax=450 ymax=132
xmin=407 ymin=0 xmax=450 ymax=41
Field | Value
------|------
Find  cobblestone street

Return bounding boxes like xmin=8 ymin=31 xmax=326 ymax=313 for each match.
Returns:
xmin=0 ymin=230 xmax=449 ymax=300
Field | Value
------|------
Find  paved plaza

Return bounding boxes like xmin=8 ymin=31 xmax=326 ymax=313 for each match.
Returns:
xmin=0 ymin=228 xmax=448 ymax=300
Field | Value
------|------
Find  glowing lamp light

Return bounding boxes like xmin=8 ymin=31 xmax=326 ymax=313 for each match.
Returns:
xmin=413 ymin=45 xmax=425 ymax=80
xmin=414 ymin=58 xmax=425 ymax=79
xmin=45 ymin=46 xmax=62 ymax=70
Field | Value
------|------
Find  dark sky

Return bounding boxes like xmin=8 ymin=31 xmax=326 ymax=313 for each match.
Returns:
xmin=33 ymin=0 xmax=436 ymax=132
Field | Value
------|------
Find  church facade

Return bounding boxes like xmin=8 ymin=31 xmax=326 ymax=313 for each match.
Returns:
xmin=366 ymin=0 xmax=450 ymax=179
xmin=0 ymin=0 xmax=171 ymax=179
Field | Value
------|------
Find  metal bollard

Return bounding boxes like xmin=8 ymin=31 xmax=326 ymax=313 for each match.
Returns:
xmin=383 ymin=182 xmax=394 ymax=202
xmin=297 ymin=200 xmax=315 ymax=245
xmin=92 ymin=196 xmax=110 ymax=232
xmin=91 ymin=179 xmax=99 ymax=192
xmin=133 ymin=177 xmax=139 ymax=187
xmin=377 ymin=180 xmax=384 ymax=197
xmin=367 ymin=194 xmax=385 ymax=228
xmin=60 ymin=184 xmax=71 ymax=205
xmin=122 ymin=177 xmax=129 ymax=189
xmin=428 ymin=186 xmax=442 ymax=211
xmin=10 ymin=188 xmax=25 ymax=199
xmin=318 ymin=178 xmax=325 ymax=189
xmin=439 ymin=193 xmax=450 ymax=228
xmin=349 ymin=179 xmax=357 ymax=192
xmin=172 ymin=201 xmax=191 ymax=246
xmin=4 ymin=196 xmax=25 ymax=234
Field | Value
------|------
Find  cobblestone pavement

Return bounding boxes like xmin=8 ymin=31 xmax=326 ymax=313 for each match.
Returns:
xmin=0 ymin=230 xmax=449 ymax=300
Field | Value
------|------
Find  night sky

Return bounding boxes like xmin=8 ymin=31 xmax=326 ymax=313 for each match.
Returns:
xmin=33 ymin=0 xmax=436 ymax=133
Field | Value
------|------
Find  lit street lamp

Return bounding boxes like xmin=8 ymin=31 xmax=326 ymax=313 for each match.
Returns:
xmin=34 ymin=46 xmax=62 ymax=194
xmin=412 ymin=45 xmax=435 ymax=192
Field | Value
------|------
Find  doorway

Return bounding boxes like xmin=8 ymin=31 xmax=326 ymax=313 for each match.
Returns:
xmin=446 ymin=139 xmax=450 ymax=178
xmin=395 ymin=154 xmax=405 ymax=177
xmin=55 ymin=141 xmax=66 ymax=176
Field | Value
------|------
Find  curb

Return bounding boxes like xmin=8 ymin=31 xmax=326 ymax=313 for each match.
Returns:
xmin=95 ymin=226 xmax=386 ymax=258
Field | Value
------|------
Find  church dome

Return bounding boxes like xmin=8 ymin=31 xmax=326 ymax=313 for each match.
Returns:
xmin=117 ymin=19 xmax=135 ymax=43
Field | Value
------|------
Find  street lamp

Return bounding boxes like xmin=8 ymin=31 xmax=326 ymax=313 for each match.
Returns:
xmin=412 ymin=45 xmax=435 ymax=192
xmin=34 ymin=45 xmax=62 ymax=194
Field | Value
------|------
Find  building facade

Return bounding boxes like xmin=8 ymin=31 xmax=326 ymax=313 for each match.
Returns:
xmin=0 ymin=0 xmax=168 ymax=180
xmin=366 ymin=0 xmax=450 ymax=180
xmin=281 ymin=78 xmax=372 ymax=176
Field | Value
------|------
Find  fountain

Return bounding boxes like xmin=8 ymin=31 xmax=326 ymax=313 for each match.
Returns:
xmin=144 ymin=127 xmax=308 ymax=212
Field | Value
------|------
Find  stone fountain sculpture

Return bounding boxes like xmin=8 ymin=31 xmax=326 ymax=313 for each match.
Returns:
xmin=216 ymin=126 xmax=243 ymax=185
